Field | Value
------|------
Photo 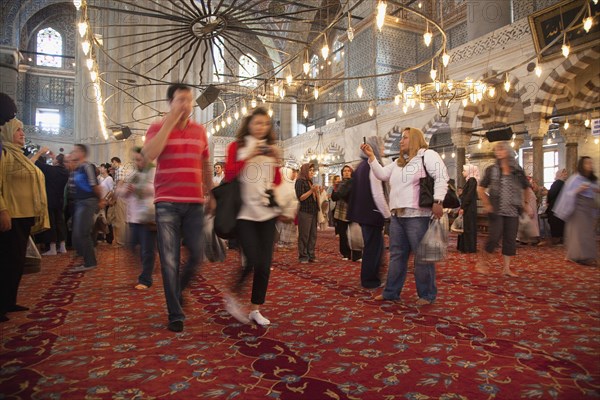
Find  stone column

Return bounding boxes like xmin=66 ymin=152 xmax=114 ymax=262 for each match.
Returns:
xmin=451 ymin=130 xmax=472 ymax=187
xmin=467 ymin=0 xmax=512 ymax=41
xmin=526 ymin=120 xmax=549 ymax=185
xmin=278 ymin=97 xmax=298 ymax=139
xmin=0 ymin=46 xmax=19 ymax=101
xmin=563 ymin=127 xmax=584 ymax=175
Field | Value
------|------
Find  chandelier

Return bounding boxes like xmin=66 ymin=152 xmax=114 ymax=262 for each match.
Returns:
xmin=302 ymin=131 xmax=343 ymax=169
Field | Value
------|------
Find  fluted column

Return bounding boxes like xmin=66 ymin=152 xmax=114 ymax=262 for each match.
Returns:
xmin=563 ymin=126 xmax=584 ymax=175
xmin=526 ymin=120 xmax=550 ymax=184
xmin=451 ymin=129 xmax=472 ymax=187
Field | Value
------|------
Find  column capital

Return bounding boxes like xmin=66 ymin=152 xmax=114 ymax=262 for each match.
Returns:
xmin=525 ymin=119 xmax=550 ymax=139
xmin=450 ymin=129 xmax=472 ymax=148
xmin=562 ymin=126 xmax=585 ymax=144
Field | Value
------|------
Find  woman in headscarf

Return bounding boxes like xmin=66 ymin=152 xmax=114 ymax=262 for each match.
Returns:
xmin=348 ymin=136 xmax=391 ymax=289
xmin=295 ymin=163 xmax=320 ymax=263
xmin=331 ymin=165 xmax=362 ymax=262
xmin=553 ymin=157 xmax=599 ymax=266
xmin=546 ymin=168 xmax=568 ymax=245
xmin=0 ymin=118 xmax=49 ymax=322
xmin=361 ymin=127 xmax=448 ymax=305
xmin=477 ymin=141 xmax=529 ymax=277
xmin=458 ymin=164 xmax=479 ymax=254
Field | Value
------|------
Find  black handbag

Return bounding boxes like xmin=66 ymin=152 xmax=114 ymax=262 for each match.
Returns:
xmin=211 ymin=178 xmax=242 ymax=239
xmin=443 ymin=188 xmax=460 ymax=209
xmin=419 ymin=155 xmax=435 ymax=208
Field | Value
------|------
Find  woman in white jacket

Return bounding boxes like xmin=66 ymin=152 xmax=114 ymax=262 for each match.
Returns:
xmin=361 ymin=127 xmax=447 ymax=305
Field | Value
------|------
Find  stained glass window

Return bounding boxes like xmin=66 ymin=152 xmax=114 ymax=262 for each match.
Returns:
xmin=239 ymin=54 xmax=257 ymax=87
xmin=213 ymin=41 xmax=225 ymax=83
xmin=36 ymin=28 xmax=62 ymax=68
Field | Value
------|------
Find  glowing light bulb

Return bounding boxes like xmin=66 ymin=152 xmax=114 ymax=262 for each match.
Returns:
xmin=241 ymin=105 xmax=248 ymax=116
xmin=451 ymin=152 xmax=455 ymax=158
xmin=535 ymin=62 xmax=542 ymax=77
xmin=368 ymin=104 xmax=374 ymax=116
xmin=286 ymin=73 xmax=293 ymax=86
xmin=562 ymin=42 xmax=570 ymax=58
xmin=424 ymin=30 xmax=432 ymax=47
xmin=81 ymin=40 xmax=90 ymax=55
xmin=402 ymin=104 xmax=408 ymax=114
xmin=251 ymin=98 xmax=257 ymax=108
xmin=478 ymin=139 xmax=482 ymax=149
xmin=268 ymin=107 xmax=273 ymax=117
xmin=303 ymin=107 xmax=308 ymax=119
xmin=504 ymin=77 xmax=511 ymax=92
xmin=376 ymin=1 xmax=387 ymax=31
xmin=462 ymin=98 xmax=468 ymax=107
xmin=73 ymin=0 xmax=82 ymax=10
xmin=547 ymin=137 xmax=552 ymax=144
xmin=86 ymin=58 xmax=94 ymax=70
xmin=585 ymin=118 xmax=590 ymax=127
xmin=488 ymin=86 xmax=496 ymax=98
xmin=398 ymin=80 xmax=404 ymax=92
xmin=78 ymin=21 xmax=87 ymax=37
xmin=564 ymin=120 xmax=569 ymax=130
xmin=221 ymin=119 xmax=226 ymax=128
xmin=595 ymin=138 xmax=600 ymax=145
xmin=357 ymin=81 xmax=363 ymax=98
xmin=418 ymin=1 xmax=422 ymax=8
xmin=441 ymin=152 xmax=446 ymax=159
xmin=511 ymin=141 xmax=515 ymax=148
xmin=442 ymin=52 xmax=450 ymax=67
xmin=321 ymin=43 xmax=329 ymax=60
xmin=273 ymin=83 xmax=279 ymax=96
xmin=314 ymin=86 xmax=319 ymax=100
xmin=394 ymin=95 xmax=400 ymax=105
xmin=583 ymin=16 xmax=593 ymax=33
xmin=446 ymin=80 xmax=454 ymax=91
xmin=303 ymin=61 xmax=310 ymax=75
xmin=90 ymin=70 xmax=97 ymax=82
xmin=347 ymin=26 xmax=354 ymax=42
xmin=211 ymin=127 xmax=215 ymax=135
xmin=227 ymin=115 xmax=232 ymax=125
xmin=430 ymin=68 xmax=437 ymax=81
xmin=234 ymin=110 xmax=239 ymax=120
xmin=420 ymin=102 xmax=425 ymax=110
xmin=338 ymin=107 xmax=343 ymax=118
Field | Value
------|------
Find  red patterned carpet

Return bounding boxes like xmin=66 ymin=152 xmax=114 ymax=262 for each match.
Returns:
xmin=1 ymin=229 xmax=599 ymax=399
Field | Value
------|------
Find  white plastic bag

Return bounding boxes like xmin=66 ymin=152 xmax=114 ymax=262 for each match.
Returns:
xmin=518 ymin=213 xmax=536 ymax=241
xmin=451 ymin=214 xmax=464 ymax=233
xmin=416 ymin=216 xmax=448 ymax=263
xmin=347 ymin=222 xmax=363 ymax=251
xmin=203 ymin=215 xmax=227 ymax=262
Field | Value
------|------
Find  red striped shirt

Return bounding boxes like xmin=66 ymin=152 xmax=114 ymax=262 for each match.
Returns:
xmin=146 ymin=120 xmax=209 ymax=203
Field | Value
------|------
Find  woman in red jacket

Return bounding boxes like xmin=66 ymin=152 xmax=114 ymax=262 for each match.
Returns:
xmin=223 ymin=108 xmax=282 ymax=326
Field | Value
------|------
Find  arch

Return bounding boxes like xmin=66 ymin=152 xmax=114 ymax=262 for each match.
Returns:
xmin=36 ymin=27 xmax=62 ymax=67
xmin=529 ymin=46 xmax=600 ymax=120
xmin=422 ymin=114 xmax=450 ymax=139
xmin=1 ymin=0 xmax=69 ymax=47
xmin=454 ymin=100 xmax=495 ymax=132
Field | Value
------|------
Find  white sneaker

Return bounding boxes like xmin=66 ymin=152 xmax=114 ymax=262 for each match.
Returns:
xmin=249 ymin=310 xmax=270 ymax=326
xmin=224 ymin=295 xmax=250 ymax=324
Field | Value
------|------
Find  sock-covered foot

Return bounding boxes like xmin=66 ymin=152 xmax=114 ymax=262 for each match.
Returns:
xmin=249 ymin=310 xmax=270 ymax=326
xmin=224 ymin=295 xmax=250 ymax=324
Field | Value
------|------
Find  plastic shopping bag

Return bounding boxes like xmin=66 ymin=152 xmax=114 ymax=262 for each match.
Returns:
xmin=24 ymin=236 xmax=41 ymax=274
xmin=518 ymin=213 xmax=537 ymax=241
xmin=347 ymin=222 xmax=364 ymax=251
xmin=203 ymin=215 xmax=227 ymax=262
xmin=450 ymin=214 xmax=464 ymax=233
xmin=416 ymin=216 xmax=448 ymax=263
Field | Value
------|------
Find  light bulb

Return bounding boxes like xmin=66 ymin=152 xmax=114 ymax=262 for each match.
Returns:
xmin=303 ymin=61 xmax=310 ymax=75
xmin=376 ymin=1 xmax=387 ymax=31
xmin=415 ymin=84 xmax=422 ymax=95
xmin=418 ymin=1 xmax=422 ymax=8
xmin=368 ymin=104 xmax=374 ymax=116
xmin=420 ymin=102 xmax=425 ymax=110
xmin=273 ymin=83 xmax=279 ymax=96
xmin=280 ymin=88 xmax=286 ymax=99
xmin=398 ymin=80 xmax=404 ymax=92
xmin=394 ymin=95 xmax=400 ymax=105
xmin=441 ymin=152 xmax=446 ymax=159
xmin=241 ymin=105 xmax=247 ymax=116
xmin=504 ymin=77 xmax=511 ymax=92
xmin=357 ymin=81 xmax=363 ymax=98
xmin=78 ymin=21 xmax=87 ymax=37
xmin=227 ymin=115 xmax=232 ymax=125
xmin=211 ymin=127 xmax=215 ymax=135
xmin=86 ymin=58 xmax=94 ymax=70
xmin=338 ymin=107 xmax=343 ymax=118
xmin=442 ymin=52 xmax=450 ymax=67
xmin=303 ymin=107 xmax=308 ymax=119
xmin=321 ymin=43 xmax=329 ymax=60
xmin=535 ymin=62 xmax=542 ymax=77
xmin=451 ymin=152 xmax=455 ymax=158
xmin=251 ymin=98 xmax=257 ymax=108
xmin=424 ymin=30 xmax=432 ymax=47
xmin=564 ymin=120 xmax=569 ymax=130
xmin=73 ymin=0 xmax=82 ymax=10
xmin=547 ymin=137 xmax=552 ymax=144
xmin=430 ymin=68 xmax=437 ymax=81
xmin=446 ymin=80 xmax=454 ymax=91
xmin=585 ymin=118 xmax=590 ymax=127
xmin=221 ymin=119 xmax=226 ymax=128
xmin=234 ymin=110 xmax=239 ymax=120
xmin=90 ymin=70 xmax=97 ymax=82
xmin=347 ymin=26 xmax=354 ymax=42
xmin=286 ymin=73 xmax=293 ymax=86
xmin=215 ymin=124 xmax=221 ymax=132
xmin=268 ymin=108 xmax=273 ymax=117
xmin=314 ymin=87 xmax=319 ymax=100
xmin=562 ymin=43 xmax=570 ymax=58
xmin=402 ymin=104 xmax=408 ymax=114
xmin=511 ymin=141 xmax=515 ymax=148
xmin=488 ymin=86 xmax=496 ymax=98
xmin=462 ymin=98 xmax=468 ymax=107
xmin=583 ymin=16 xmax=593 ymax=33
xmin=81 ymin=40 xmax=90 ymax=55
xmin=595 ymin=138 xmax=600 ymax=145
xmin=478 ymin=139 xmax=482 ymax=149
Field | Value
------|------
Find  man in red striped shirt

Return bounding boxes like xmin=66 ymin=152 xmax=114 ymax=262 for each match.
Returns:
xmin=143 ymin=83 xmax=213 ymax=333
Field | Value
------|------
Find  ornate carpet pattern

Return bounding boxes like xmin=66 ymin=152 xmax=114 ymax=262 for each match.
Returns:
xmin=1 ymin=230 xmax=599 ymax=399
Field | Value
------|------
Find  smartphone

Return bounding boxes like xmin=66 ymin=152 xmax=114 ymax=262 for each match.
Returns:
xmin=363 ymin=137 xmax=366 ymax=144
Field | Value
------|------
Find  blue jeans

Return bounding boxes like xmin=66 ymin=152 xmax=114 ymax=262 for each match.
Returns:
xmin=73 ymin=197 xmax=98 ymax=268
xmin=127 ymin=223 xmax=157 ymax=287
xmin=360 ymin=224 xmax=384 ymax=288
xmin=383 ymin=216 xmax=437 ymax=302
xmin=155 ymin=202 xmax=204 ymax=323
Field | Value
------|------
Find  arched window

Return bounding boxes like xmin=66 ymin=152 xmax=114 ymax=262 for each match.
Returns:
xmin=36 ymin=27 xmax=62 ymax=68
xmin=239 ymin=54 xmax=257 ymax=87
xmin=212 ymin=41 xmax=225 ymax=83
xmin=310 ymin=54 xmax=319 ymax=78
